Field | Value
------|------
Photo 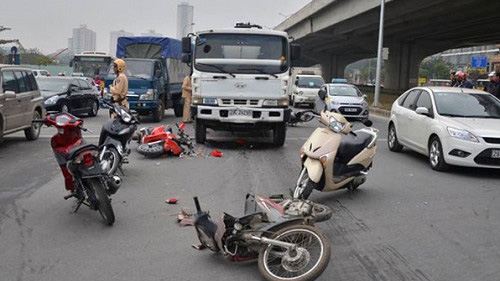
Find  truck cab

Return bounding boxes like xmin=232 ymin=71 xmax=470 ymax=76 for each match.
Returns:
xmin=181 ymin=23 xmax=300 ymax=146
xmin=289 ymin=72 xmax=324 ymax=108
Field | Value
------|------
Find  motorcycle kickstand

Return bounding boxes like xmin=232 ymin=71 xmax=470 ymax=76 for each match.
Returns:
xmin=347 ymin=184 xmax=355 ymax=200
xmin=118 ymin=166 xmax=125 ymax=176
xmin=73 ymin=199 xmax=84 ymax=213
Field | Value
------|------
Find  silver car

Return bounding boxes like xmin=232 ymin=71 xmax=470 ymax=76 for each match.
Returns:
xmin=314 ymin=83 xmax=369 ymax=122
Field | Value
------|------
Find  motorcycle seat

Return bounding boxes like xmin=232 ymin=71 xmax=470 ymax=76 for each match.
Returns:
xmin=336 ymin=131 xmax=373 ymax=163
xmin=67 ymin=143 xmax=99 ymax=160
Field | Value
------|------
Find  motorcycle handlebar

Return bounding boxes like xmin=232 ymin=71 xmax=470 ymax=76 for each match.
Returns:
xmin=193 ymin=196 xmax=202 ymax=213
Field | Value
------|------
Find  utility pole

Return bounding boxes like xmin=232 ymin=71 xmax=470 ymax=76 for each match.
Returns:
xmin=373 ymin=0 xmax=385 ymax=107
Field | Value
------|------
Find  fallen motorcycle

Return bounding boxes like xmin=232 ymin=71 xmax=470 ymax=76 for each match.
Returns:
xmin=33 ymin=112 xmax=120 ymax=225
xmin=287 ymin=109 xmax=316 ymax=126
xmin=192 ymin=194 xmax=331 ymax=281
xmin=136 ymin=123 xmax=194 ymax=158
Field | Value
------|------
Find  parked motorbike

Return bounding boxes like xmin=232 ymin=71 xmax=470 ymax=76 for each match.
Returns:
xmin=34 ymin=112 xmax=121 ymax=225
xmin=136 ymin=123 xmax=194 ymax=158
xmin=192 ymin=194 xmax=331 ymax=281
xmin=98 ymin=99 xmax=139 ymax=176
xmin=293 ymin=109 xmax=378 ymax=199
xmin=287 ymin=109 xmax=316 ymax=126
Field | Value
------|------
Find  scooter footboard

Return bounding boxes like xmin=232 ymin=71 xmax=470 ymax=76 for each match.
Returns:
xmin=304 ymin=158 xmax=323 ymax=183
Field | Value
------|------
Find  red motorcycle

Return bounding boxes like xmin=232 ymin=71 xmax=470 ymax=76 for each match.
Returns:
xmin=136 ymin=123 xmax=194 ymax=158
xmin=192 ymin=194 xmax=332 ymax=281
xmin=34 ymin=112 xmax=120 ymax=225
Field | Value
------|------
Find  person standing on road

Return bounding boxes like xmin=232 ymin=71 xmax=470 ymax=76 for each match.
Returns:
xmin=110 ymin=59 xmax=129 ymax=108
xmin=450 ymin=71 xmax=458 ymax=87
xmin=181 ymin=71 xmax=193 ymax=123
xmin=454 ymin=71 xmax=473 ymax=89
xmin=486 ymin=71 xmax=500 ymax=99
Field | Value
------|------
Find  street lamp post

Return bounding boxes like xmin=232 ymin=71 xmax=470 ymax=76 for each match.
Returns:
xmin=373 ymin=0 xmax=385 ymax=107
xmin=182 ymin=23 xmax=195 ymax=37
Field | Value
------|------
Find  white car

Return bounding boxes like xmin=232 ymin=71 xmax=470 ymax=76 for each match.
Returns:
xmin=388 ymin=86 xmax=500 ymax=171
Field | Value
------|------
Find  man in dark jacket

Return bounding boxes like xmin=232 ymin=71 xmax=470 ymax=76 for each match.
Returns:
xmin=486 ymin=71 xmax=500 ymax=99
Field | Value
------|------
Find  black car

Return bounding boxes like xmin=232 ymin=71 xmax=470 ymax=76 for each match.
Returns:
xmin=37 ymin=77 xmax=100 ymax=116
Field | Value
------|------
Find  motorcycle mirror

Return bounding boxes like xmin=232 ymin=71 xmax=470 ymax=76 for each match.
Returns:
xmin=363 ymin=119 xmax=373 ymax=127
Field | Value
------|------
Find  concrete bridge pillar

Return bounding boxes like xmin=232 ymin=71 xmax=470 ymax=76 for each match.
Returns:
xmin=317 ymin=54 xmax=357 ymax=82
xmin=384 ymin=41 xmax=428 ymax=90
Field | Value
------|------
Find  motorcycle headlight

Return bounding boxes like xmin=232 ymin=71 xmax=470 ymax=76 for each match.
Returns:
xmin=45 ymin=96 xmax=59 ymax=105
xmin=140 ymin=89 xmax=155 ymax=100
xmin=120 ymin=108 xmax=132 ymax=123
xmin=328 ymin=116 xmax=346 ymax=133
xmin=447 ymin=127 xmax=479 ymax=142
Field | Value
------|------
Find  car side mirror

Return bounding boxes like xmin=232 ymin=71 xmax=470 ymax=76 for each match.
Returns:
xmin=363 ymin=94 xmax=368 ymax=100
xmin=415 ymin=107 xmax=430 ymax=116
xmin=318 ymin=89 xmax=326 ymax=100
xmin=181 ymin=53 xmax=191 ymax=64
xmin=290 ymin=43 xmax=301 ymax=61
xmin=182 ymin=37 xmax=192 ymax=53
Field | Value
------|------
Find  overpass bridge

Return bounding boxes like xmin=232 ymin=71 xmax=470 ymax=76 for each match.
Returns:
xmin=276 ymin=0 xmax=500 ymax=89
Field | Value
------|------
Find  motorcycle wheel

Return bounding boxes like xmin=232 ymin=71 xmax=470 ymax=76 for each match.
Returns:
xmin=258 ymin=225 xmax=330 ymax=281
xmin=293 ymin=167 xmax=317 ymax=200
xmin=85 ymin=178 xmax=115 ymax=226
xmin=136 ymin=143 xmax=165 ymax=158
xmin=101 ymin=147 xmax=120 ymax=176
xmin=300 ymin=112 xmax=314 ymax=123
xmin=311 ymin=203 xmax=333 ymax=223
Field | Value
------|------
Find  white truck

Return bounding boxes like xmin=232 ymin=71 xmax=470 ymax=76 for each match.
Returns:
xmin=288 ymin=67 xmax=324 ymax=108
xmin=181 ymin=23 xmax=301 ymax=146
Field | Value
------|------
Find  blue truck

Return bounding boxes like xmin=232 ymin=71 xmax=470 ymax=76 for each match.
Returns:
xmin=105 ymin=37 xmax=190 ymax=122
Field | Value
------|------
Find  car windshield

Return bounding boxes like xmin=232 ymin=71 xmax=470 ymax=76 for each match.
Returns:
xmin=434 ymin=92 xmax=500 ymax=118
xmin=328 ymin=85 xmax=361 ymax=97
xmin=297 ymin=76 xmax=324 ymax=88
xmin=37 ymin=79 xmax=69 ymax=96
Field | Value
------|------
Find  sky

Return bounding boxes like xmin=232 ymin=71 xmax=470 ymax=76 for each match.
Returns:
xmin=0 ymin=0 xmax=311 ymax=55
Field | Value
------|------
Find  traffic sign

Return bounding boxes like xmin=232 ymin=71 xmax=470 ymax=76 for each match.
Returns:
xmin=471 ymin=56 xmax=487 ymax=68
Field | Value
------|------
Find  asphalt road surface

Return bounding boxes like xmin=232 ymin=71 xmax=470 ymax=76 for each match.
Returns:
xmin=1 ymin=108 xmax=499 ymax=281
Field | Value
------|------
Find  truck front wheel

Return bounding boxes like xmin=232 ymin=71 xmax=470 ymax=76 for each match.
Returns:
xmin=272 ymin=122 xmax=286 ymax=146
xmin=174 ymin=103 xmax=183 ymax=117
xmin=195 ymin=118 xmax=206 ymax=144
xmin=152 ymin=99 xmax=164 ymax=122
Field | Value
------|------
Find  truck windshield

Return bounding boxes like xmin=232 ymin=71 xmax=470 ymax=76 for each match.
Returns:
xmin=194 ymin=33 xmax=288 ymax=75
xmin=297 ymin=77 xmax=324 ymax=88
xmin=107 ymin=59 xmax=154 ymax=79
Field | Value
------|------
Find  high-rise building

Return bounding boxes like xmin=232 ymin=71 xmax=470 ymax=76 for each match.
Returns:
xmin=110 ymin=30 xmax=134 ymax=56
xmin=68 ymin=25 xmax=96 ymax=54
xmin=177 ymin=2 xmax=194 ymax=39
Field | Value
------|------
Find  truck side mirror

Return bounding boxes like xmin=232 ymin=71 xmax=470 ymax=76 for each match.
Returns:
xmin=182 ymin=37 xmax=192 ymax=53
xmin=318 ymin=89 xmax=326 ymax=100
xmin=181 ymin=53 xmax=191 ymax=64
xmin=290 ymin=43 xmax=301 ymax=61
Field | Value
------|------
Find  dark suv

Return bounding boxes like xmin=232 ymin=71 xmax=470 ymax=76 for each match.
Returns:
xmin=0 ymin=65 xmax=45 ymax=144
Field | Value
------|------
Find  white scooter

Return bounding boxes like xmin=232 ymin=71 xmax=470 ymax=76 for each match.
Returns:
xmin=293 ymin=109 xmax=378 ymax=199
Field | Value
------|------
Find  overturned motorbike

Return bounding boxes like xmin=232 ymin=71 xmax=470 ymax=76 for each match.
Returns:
xmin=136 ymin=123 xmax=194 ymax=158
xmin=293 ymin=109 xmax=378 ymax=199
xmin=287 ymin=109 xmax=316 ymax=126
xmin=192 ymin=194 xmax=331 ymax=281
xmin=99 ymin=99 xmax=139 ymax=175
xmin=34 ymin=112 xmax=120 ymax=225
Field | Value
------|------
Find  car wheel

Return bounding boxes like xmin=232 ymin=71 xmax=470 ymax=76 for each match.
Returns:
xmin=60 ymin=102 xmax=70 ymax=113
xmin=88 ymin=99 xmax=99 ymax=117
xmin=429 ymin=136 xmax=449 ymax=171
xmin=24 ymin=110 xmax=42 ymax=141
xmin=388 ymin=124 xmax=403 ymax=152
xmin=0 ymin=121 xmax=4 ymax=145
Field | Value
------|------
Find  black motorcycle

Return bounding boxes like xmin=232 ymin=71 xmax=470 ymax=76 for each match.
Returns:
xmin=287 ymin=109 xmax=316 ymax=126
xmin=99 ymin=100 xmax=139 ymax=176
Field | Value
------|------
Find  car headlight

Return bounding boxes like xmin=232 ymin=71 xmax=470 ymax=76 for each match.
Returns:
xmin=120 ymin=108 xmax=132 ymax=123
xmin=447 ymin=127 xmax=479 ymax=142
xmin=362 ymin=101 xmax=368 ymax=107
xmin=140 ymin=89 xmax=155 ymax=100
xmin=45 ymin=96 xmax=59 ymax=105
xmin=328 ymin=116 xmax=346 ymax=133
xmin=203 ymin=98 xmax=218 ymax=105
xmin=298 ymin=91 xmax=303 ymax=95
xmin=330 ymin=99 xmax=340 ymax=105
xmin=263 ymin=99 xmax=278 ymax=106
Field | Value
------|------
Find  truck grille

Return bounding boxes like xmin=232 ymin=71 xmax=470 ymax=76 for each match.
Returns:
xmin=221 ymin=99 xmax=259 ymax=106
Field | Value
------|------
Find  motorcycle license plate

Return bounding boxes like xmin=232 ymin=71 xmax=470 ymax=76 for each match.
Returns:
xmin=228 ymin=109 xmax=251 ymax=116
xmin=491 ymin=149 xmax=500 ymax=158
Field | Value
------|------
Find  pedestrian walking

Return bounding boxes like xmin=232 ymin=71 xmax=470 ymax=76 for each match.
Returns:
xmin=182 ymin=71 xmax=193 ymax=123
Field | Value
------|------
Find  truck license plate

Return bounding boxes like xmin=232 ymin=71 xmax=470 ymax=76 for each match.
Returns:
xmin=229 ymin=109 xmax=251 ymax=116
xmin=491 ymin=149 xmax=500 ymax=158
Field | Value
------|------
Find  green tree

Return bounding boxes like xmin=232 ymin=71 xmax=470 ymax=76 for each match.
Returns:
xmin=419 ymin=58 xmax=451 ymax=80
